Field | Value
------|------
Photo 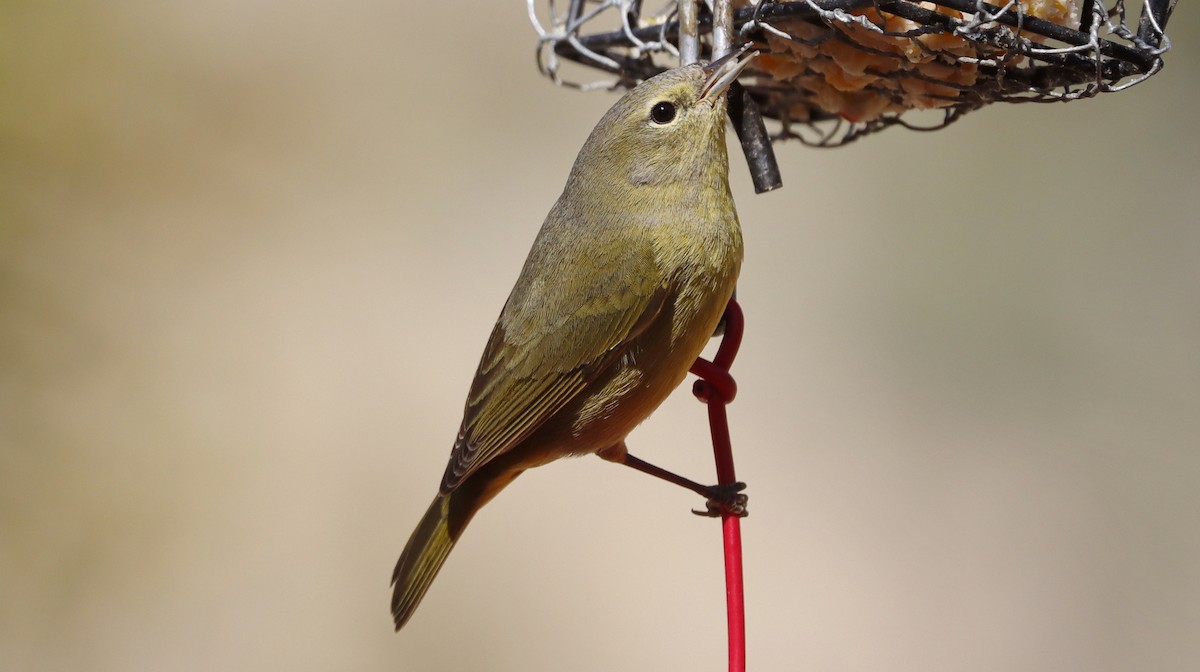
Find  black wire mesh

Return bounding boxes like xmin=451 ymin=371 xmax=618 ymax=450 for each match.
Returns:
xmin=529 ymin=0 xmax=1176 ymax=146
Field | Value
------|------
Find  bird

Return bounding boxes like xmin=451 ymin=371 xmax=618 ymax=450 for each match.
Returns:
xmin=391 ymin=48 xmax=755 ymax=631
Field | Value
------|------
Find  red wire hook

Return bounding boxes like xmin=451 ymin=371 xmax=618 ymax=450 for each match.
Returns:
xmin=689 ymin=298 xmax=746 ymax=672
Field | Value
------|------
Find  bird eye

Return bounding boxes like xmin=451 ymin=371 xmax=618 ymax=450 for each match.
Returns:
xmin=650 ymin=101 xmax=677 ymax=125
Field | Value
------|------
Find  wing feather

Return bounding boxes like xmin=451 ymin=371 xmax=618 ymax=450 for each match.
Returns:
xmin=440 ymin=221 xmax=667 ymax=491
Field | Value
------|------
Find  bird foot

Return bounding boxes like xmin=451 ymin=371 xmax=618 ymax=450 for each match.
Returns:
xmin=692 ymin=482 xmax=749 ymax=518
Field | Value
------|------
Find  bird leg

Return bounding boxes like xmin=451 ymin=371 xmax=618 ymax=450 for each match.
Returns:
xmin=596 ymin=297 xmax=750 ymax=518
xmin=597 ymin=444 xmax=748 ymax=517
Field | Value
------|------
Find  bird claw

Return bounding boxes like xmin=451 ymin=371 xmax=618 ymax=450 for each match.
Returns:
xmin=691 ymin=482 xmax=749 ymax=518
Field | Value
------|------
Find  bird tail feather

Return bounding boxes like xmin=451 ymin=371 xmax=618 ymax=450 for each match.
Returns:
xmin=390 ymin=494 xmax=456 ymax=630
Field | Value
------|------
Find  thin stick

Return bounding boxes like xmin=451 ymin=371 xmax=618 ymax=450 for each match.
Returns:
xmin=690 ymin=298 xmax=746 ymax=672
xmin=712 ymin=0 xmax=735 ymax=59
xmin=678 ymin=0 xmax=699 ymax=65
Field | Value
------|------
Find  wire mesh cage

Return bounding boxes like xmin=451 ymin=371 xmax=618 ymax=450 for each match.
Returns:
xmin=529 ymin=0 xmax=1177 ymax=146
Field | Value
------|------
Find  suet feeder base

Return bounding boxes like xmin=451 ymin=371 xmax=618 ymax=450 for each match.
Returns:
xmin=529 ymin=0 xmax=1176 ymax=146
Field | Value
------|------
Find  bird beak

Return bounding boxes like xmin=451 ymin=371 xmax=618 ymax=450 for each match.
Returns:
xmin=698 ymin=44 xmax=758 ymax=102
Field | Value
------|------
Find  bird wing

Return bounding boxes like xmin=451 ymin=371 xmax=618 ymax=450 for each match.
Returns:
xmin=439 ymin=226 xmax=668 ymax=492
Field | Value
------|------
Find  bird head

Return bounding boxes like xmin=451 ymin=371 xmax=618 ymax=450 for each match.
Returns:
xmin=569 ymin=47 xmax=758 ymax=191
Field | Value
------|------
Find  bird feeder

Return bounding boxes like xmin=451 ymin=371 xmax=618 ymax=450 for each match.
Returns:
xmin=528 ymin=0 xmax=1176 ymax=148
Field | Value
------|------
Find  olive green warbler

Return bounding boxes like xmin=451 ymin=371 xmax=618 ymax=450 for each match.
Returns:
xmin=391 ymin=50 xmax=755 ymax=630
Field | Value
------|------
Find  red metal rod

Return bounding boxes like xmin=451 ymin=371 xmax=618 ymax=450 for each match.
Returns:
xmin=690 ymin=298 xmax=746 ymax=672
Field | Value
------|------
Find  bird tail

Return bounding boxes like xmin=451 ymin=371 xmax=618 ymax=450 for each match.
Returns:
xmin=391 ymin=467 xmax=522 ymax=630
xmin=390 ymin=493 xmax=457 ymax=630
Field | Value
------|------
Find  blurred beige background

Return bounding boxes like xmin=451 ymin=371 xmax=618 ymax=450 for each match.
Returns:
xmin=2 ymin=2 xmax=1198 ymax=671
